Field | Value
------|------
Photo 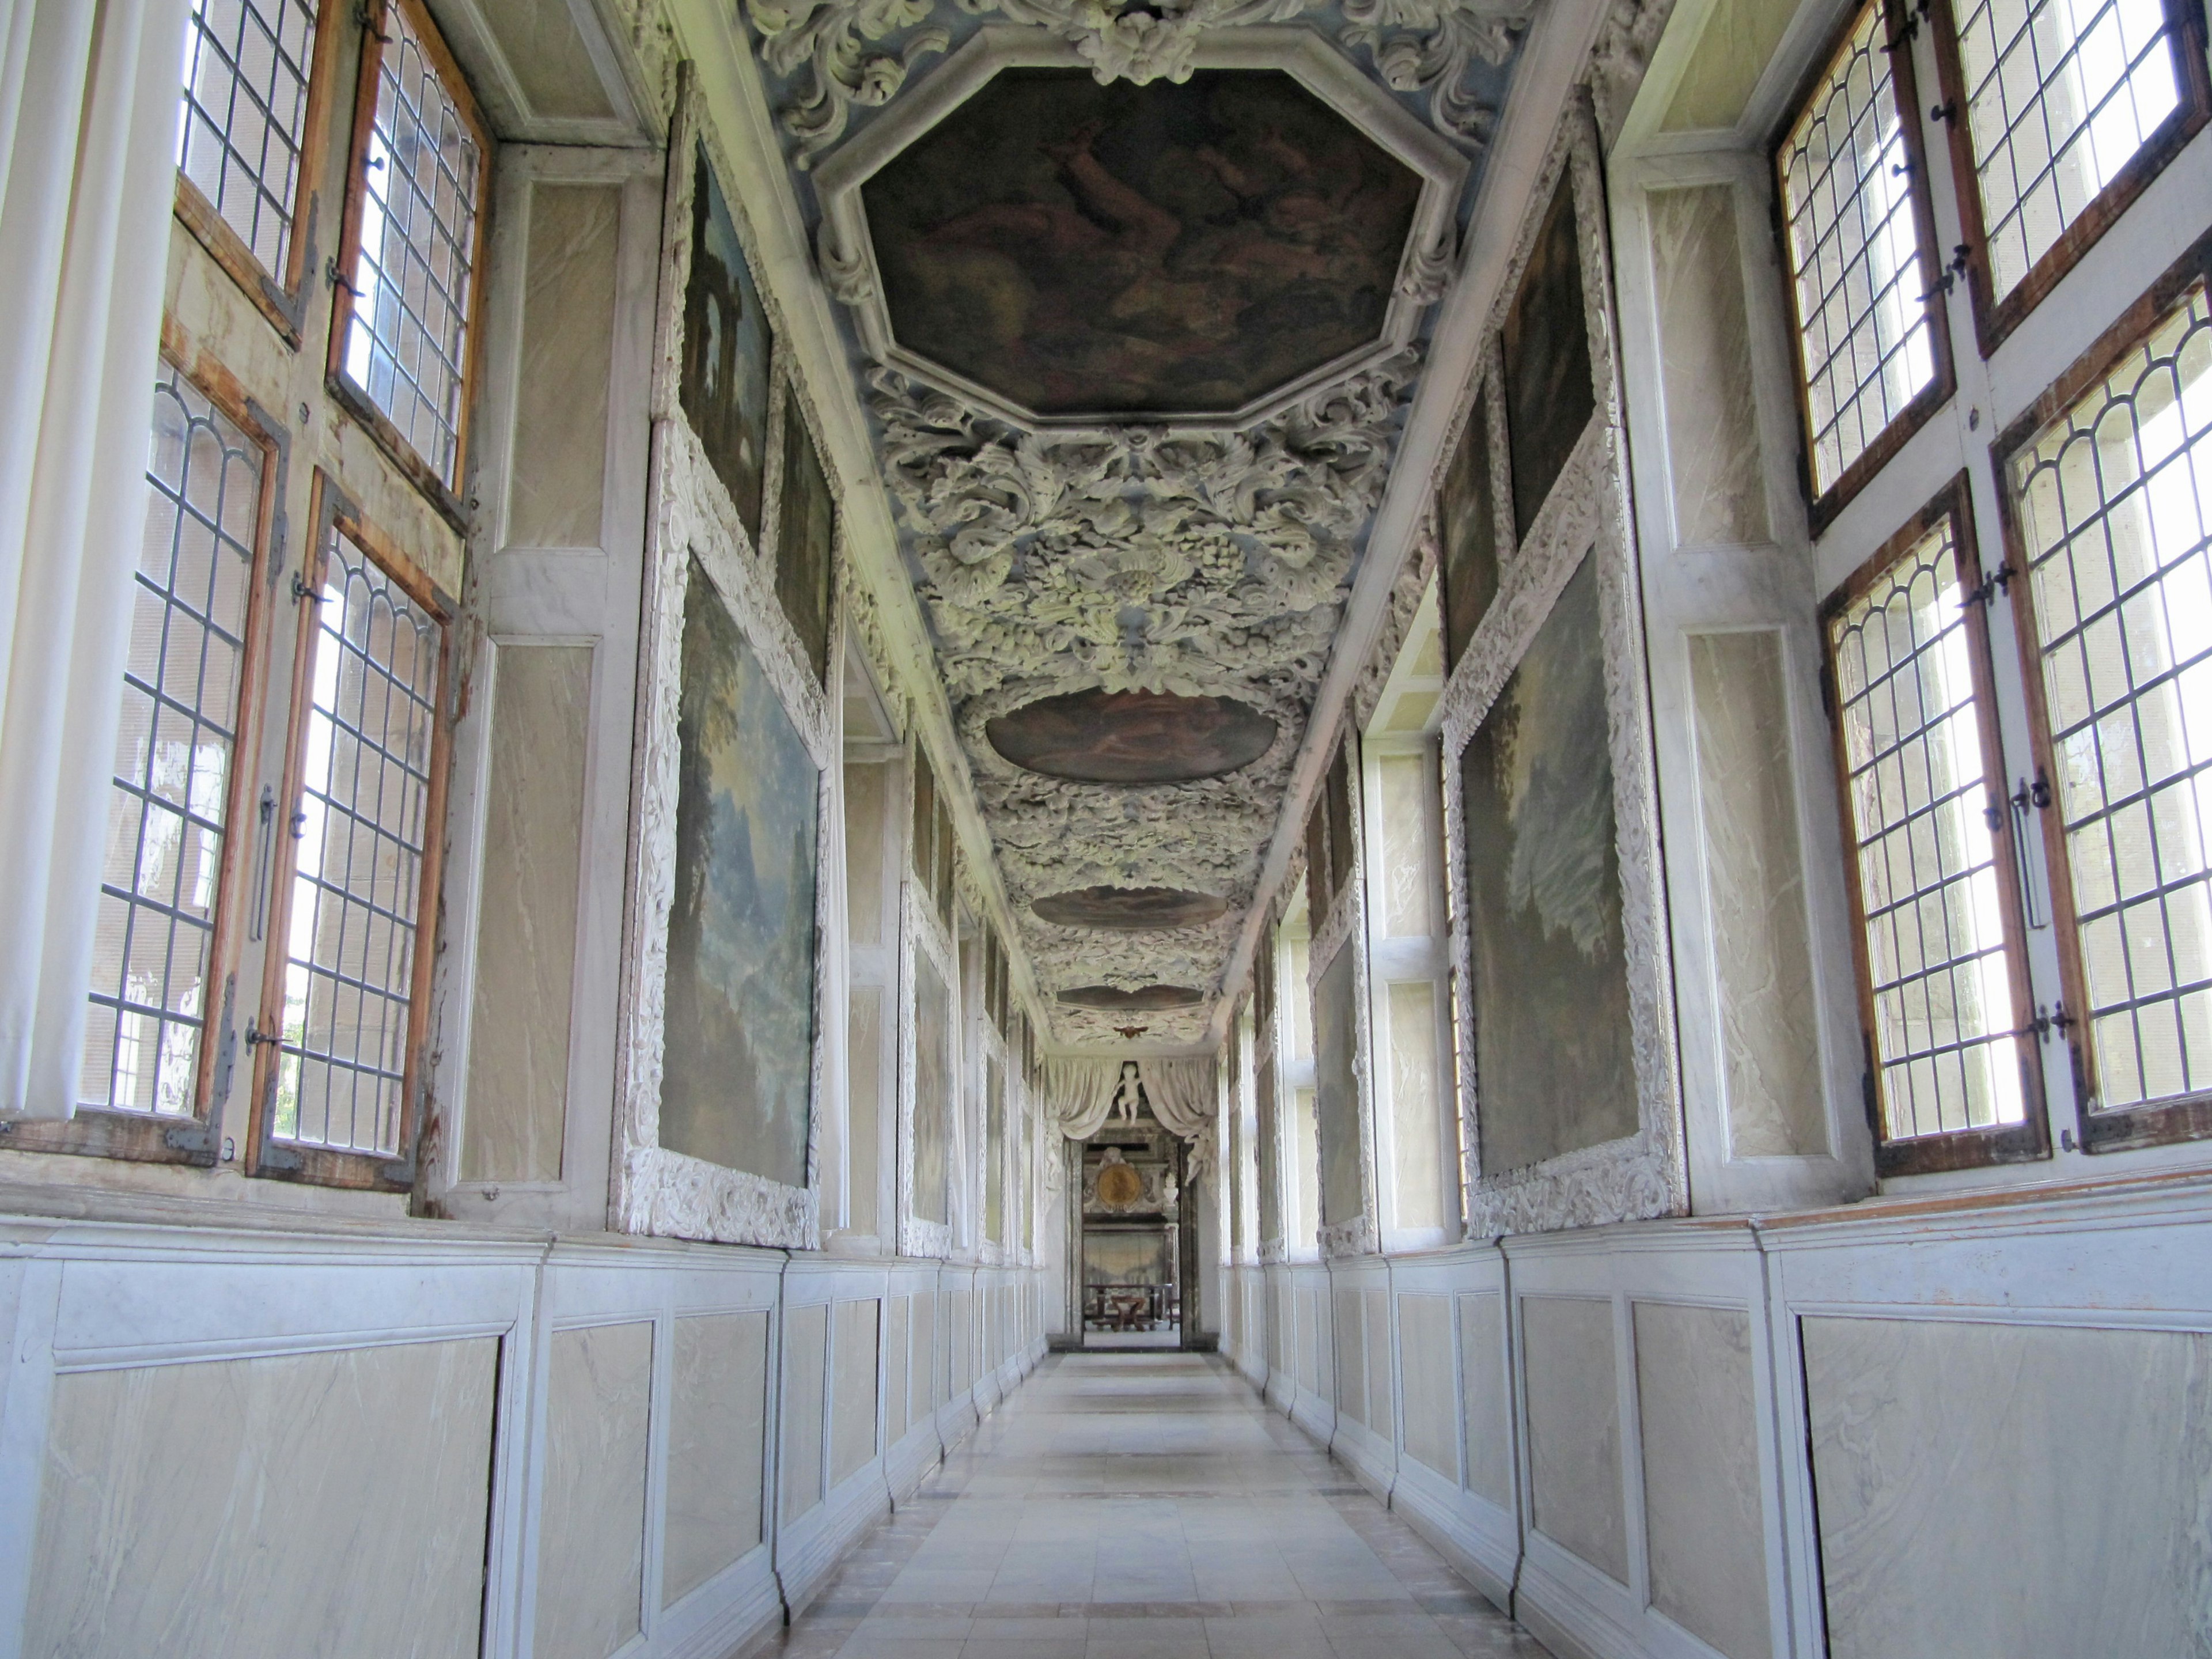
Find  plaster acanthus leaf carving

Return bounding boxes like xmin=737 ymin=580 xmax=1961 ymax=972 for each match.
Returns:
xmin=750 ymin=0 xmax=1528 ymax=157
xmin=866 ymin=357 xmax=1418 ymax=1041
xmin=1338 ymin=0 xmax=1527 ymax=143
xmin=747 ymin=0 xmax=954 ymax=166
xmin=816 ymin=217 xmax=876 ymax=304
xmin=1585 ymin=0 xmax=1677 ymax=146
xmin=1396 ymin=227 xmax=1458 ymax=305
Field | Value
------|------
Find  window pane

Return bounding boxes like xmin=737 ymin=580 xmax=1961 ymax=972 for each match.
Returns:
xmin=1388 ymin=980 xmax=1445 ymax=1229
xmin=84 ymin=367 xmax=261 ymax=1114
xmin=176 ymin=0 xmax=320 ymax=278
xmin=1827 ymin=514 xmax=2026 ymax=1139
xmin=1950 ymin=0 xmax=2183 ymax=302
xmin=273 ymin=527 xmax=442 ymax=1154
xmin=1378 ymin=752 xmax=1441 ymax=938
xmin=2010 ymin=283 xmax=2212 ymax=1113
xmin=342 ymin=1 xmax=482 ymax=486
xmin=1779 ymin=0 xmax=1940 ymax=494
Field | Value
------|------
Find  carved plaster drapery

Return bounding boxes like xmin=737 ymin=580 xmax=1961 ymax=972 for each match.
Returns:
xmin=871 ymin=356 xmax=1421 ymax=1044
xmin=1436 ymin=100 xmax=1685 ymax=1238
xmin=745 ymin=0 xmax=1534 ymax=168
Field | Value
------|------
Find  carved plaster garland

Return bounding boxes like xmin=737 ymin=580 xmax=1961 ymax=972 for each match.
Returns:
xmin=745 ymin=0 xmax=1533 ymax=166
xmin=1436 ymin=100 xmax=1686 ymax=1238
xmin=869 ymin=356 xmax=1420 ymax=1043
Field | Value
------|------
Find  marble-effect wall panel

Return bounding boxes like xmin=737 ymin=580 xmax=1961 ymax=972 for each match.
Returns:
xmin=1459 ymin=1291 xmax=1512 ymax=1503
xmin=843 ymin=762 xmax=887 ymax=947
xmin=1804 ymin=1316 xmax=2212 ymax=1659
xmin=1522 ymin=1296 xmax=1627 ymax=1583
xmin=1365 ymin=1286 xmax=1395 ymax=1442
xmin=663 ymin=1310 xmax=768 ymax=1609
xmin=849 ymin=986 xmax=882 ymax=1239
xmin=1398 ymin=1290 xmax=1457 ymax=1480
xmin=1634 ymin=1301 xmax=1770 ymax=1659
xmin=1334 ymin=1286 xmax=1368 ymax=1426
xmin=781 ymin=1303 xmax=828 ymax=1524
xmin=1389 ymin=980 xmax=1445 ymax=1230
xmin=911 ymin=1290 xmax=936 ymax=1417
xmin=536 ymin=1320 xmax=653 ymax=1659
xmin=831 ymin=1298 xmax=881 ymax=1486
xmin=26 ymin=1339 xmax=497 ymax=1659
xmin=1690 ymin=630 xmax=1827 ymax=1158
xmin=509 ymin=184 xmax=617 ymax=549
xmin=1650 ymin=187 xmax=1766 ymax=549
xmin=463 ymin=642 xmax=593 ymax=1183
xmin=886 ymin=1294 xmax=910 ymax=1444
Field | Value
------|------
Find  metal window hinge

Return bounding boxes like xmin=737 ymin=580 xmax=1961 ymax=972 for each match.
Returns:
xmin=1923 ymin=244 xmax=1972 ymax=302
xmin=1965 ymin=560 xmax=2014 ymax=607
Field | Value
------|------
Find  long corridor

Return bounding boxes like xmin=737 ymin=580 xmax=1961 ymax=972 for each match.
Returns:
xmin=755 ymin=1354 xmax=1552 ymax=1658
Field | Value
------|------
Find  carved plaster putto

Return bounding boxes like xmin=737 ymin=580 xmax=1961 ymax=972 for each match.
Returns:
xmin=1438 ymin=99 xmax=1686 ymax=1237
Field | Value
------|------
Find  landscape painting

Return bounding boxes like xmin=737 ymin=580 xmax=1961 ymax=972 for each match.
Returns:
xmin=774 ymin=384 xmax=835 ymax=685
xmin=1502 ymin=176 xmax=1594 ymax=540
xmin=912 ymin=951 xmax=952 ymax=1225
xmin=1313 ymin=945 xmax=1363 ymax=1229
xmin=660 ymin=560 xmax=819 ymax=1188
xmin=1440 ymin=389 xmax=1498 ymax=668
xmin=1460 ymin=551 xmax=1636 ymax=1173
xmin=680 ymin=141 xmax=774 ymax=541
xmin=863 ymin=68 xmax=1422 ymax=417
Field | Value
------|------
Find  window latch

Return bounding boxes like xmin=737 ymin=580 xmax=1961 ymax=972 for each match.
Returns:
xmin=354 ymin=1 xmax=392 ymax=43
xmin=2007 ymin=769 xmax=2052 ymax=928
xmin=250 ymin=785 xmax=275 ymax=941
xmin=244 ymin=1017 xmax=279 ymax=1050
xmin=1930 ymin=98 xmax=1959 ymax=124
xmin=323 ymin=256 xmax=360 ymax=298
xmin=291 ymin=570 xmax=324 ymax=604
xmin=2020 ymin=1001 xmax=2075 ymax=1043
xmin=1922 ymin=244 xmax=1972 ymax=301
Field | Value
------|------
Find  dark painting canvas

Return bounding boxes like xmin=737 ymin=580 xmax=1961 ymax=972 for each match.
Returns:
xmin=864 ymin=69 xmax=1421 ymax=416
xmin=774 ymin=387 xmax=835 ymax=685
xmin=661 ymin=560 xmax=819 ymax=1186
xmin=1460 ymin=551 xmax=1636 ymax=1173
xmin=680 ymin=142 xmax=774 ymax=540
xmin=1313 ymin=945 xmax=1363 ymax=1228
xmin=1502 ymin=176 xmax=1594 ymax=541
xmin=912 ymin=951 xmax=952 ymax=1224
xmin=1440 ymin=391 xmax=1498 ymax=668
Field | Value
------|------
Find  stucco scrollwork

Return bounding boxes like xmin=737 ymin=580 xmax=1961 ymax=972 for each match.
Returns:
xmin=868 ymin=357 xmax=1418 ymax=1042
xmin=747 ymin=0 xmax=1533 ymax=163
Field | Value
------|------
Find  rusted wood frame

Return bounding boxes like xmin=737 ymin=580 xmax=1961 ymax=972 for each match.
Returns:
xmin=1925 ymin=0 xmax=2212 ymax=359
xmin=247 ymin=472 xmax=453 ymax=1191
xmin=1991 ymin=231 xmax=2212 ymax=1152
xmin=1771 ymin=0 xmax=1959 ymax=534
xmin=1816 ymin=474 xmax=2049 ymax=1175
xmin=324 ymin=0 xmax=494 ymax=516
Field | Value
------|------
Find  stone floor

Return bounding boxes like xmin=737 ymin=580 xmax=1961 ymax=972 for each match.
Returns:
xmin=749 ymin=1351 xmax=1552 ymax=1658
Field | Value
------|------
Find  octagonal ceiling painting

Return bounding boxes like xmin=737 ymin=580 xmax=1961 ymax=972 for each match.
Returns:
xmin=862 ymin=69 xmax=1423 ymax=419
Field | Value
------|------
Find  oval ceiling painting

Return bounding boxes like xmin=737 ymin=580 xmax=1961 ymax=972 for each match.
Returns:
xmin=987 ymin=688 xmax=1276 ymax=785
xmin=1032 ymin=885 xmax=1231 ymax=931
xmin=1057 ymin=984 xmax=1207 ymax=1011
xmin=862 ymin=69 xmax=1423 ymax=419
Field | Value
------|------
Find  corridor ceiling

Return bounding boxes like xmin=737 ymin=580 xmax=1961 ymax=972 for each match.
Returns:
xmin=748 ymin=0 xmax=1534 ymax=1047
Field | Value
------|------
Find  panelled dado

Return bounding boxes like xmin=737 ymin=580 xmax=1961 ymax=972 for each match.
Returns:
xmin=0 ymin=1202 xmax=1047 ymax=1659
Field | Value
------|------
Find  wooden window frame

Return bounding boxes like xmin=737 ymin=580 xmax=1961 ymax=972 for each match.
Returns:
xmin=325 ymin=0 xmax=491 ymax=528
xmin=1926 ymin=0 xmax=2212 ymax=358
xmin=1993 ymin=225 xmax=2212 ymax=1154
xmin=1773 ymin=0 xmax=1960 ymax=533
xmin=1819 ymin=475 xmax=2051 ymax=1175
xmin=247 ymin=472 xmax=454 ymax=1191
xmin=2 ymin=346 xmax=286 ymax=1168
xmin=171 ymin=0 xmax=347 ymax=346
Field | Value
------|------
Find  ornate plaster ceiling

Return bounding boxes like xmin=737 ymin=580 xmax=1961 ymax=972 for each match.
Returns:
xmin=744 ymin=0 xmax=1533 ymax=1047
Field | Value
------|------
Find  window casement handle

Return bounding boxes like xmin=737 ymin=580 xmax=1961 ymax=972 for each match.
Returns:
xmin=1930 ymin=99 xmax=1959 ymax=124
xmin=1922 ymin=244 xmax=1973 ymax=302
xmin=323 ymin=256 xmax=361 ymax=298
xmin=2007 ymin=768 xmax=2052 ymax=929
xmin=2017 ymin=1001 xmax=2075 ymax=1043
xmin=250 ymin=785 xmax=275 ymax=941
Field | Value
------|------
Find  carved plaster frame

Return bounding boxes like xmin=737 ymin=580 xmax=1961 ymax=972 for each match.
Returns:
xmin=811 ymin=26 xmax=1467 ymax=433
xmin=1437 ymin=97 xmax=1686 ymax=1237
xmin=899 ymin=877 xmax=960 ymax=1260
xmin=612 ymin=76 xmax=846 ymax=1247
